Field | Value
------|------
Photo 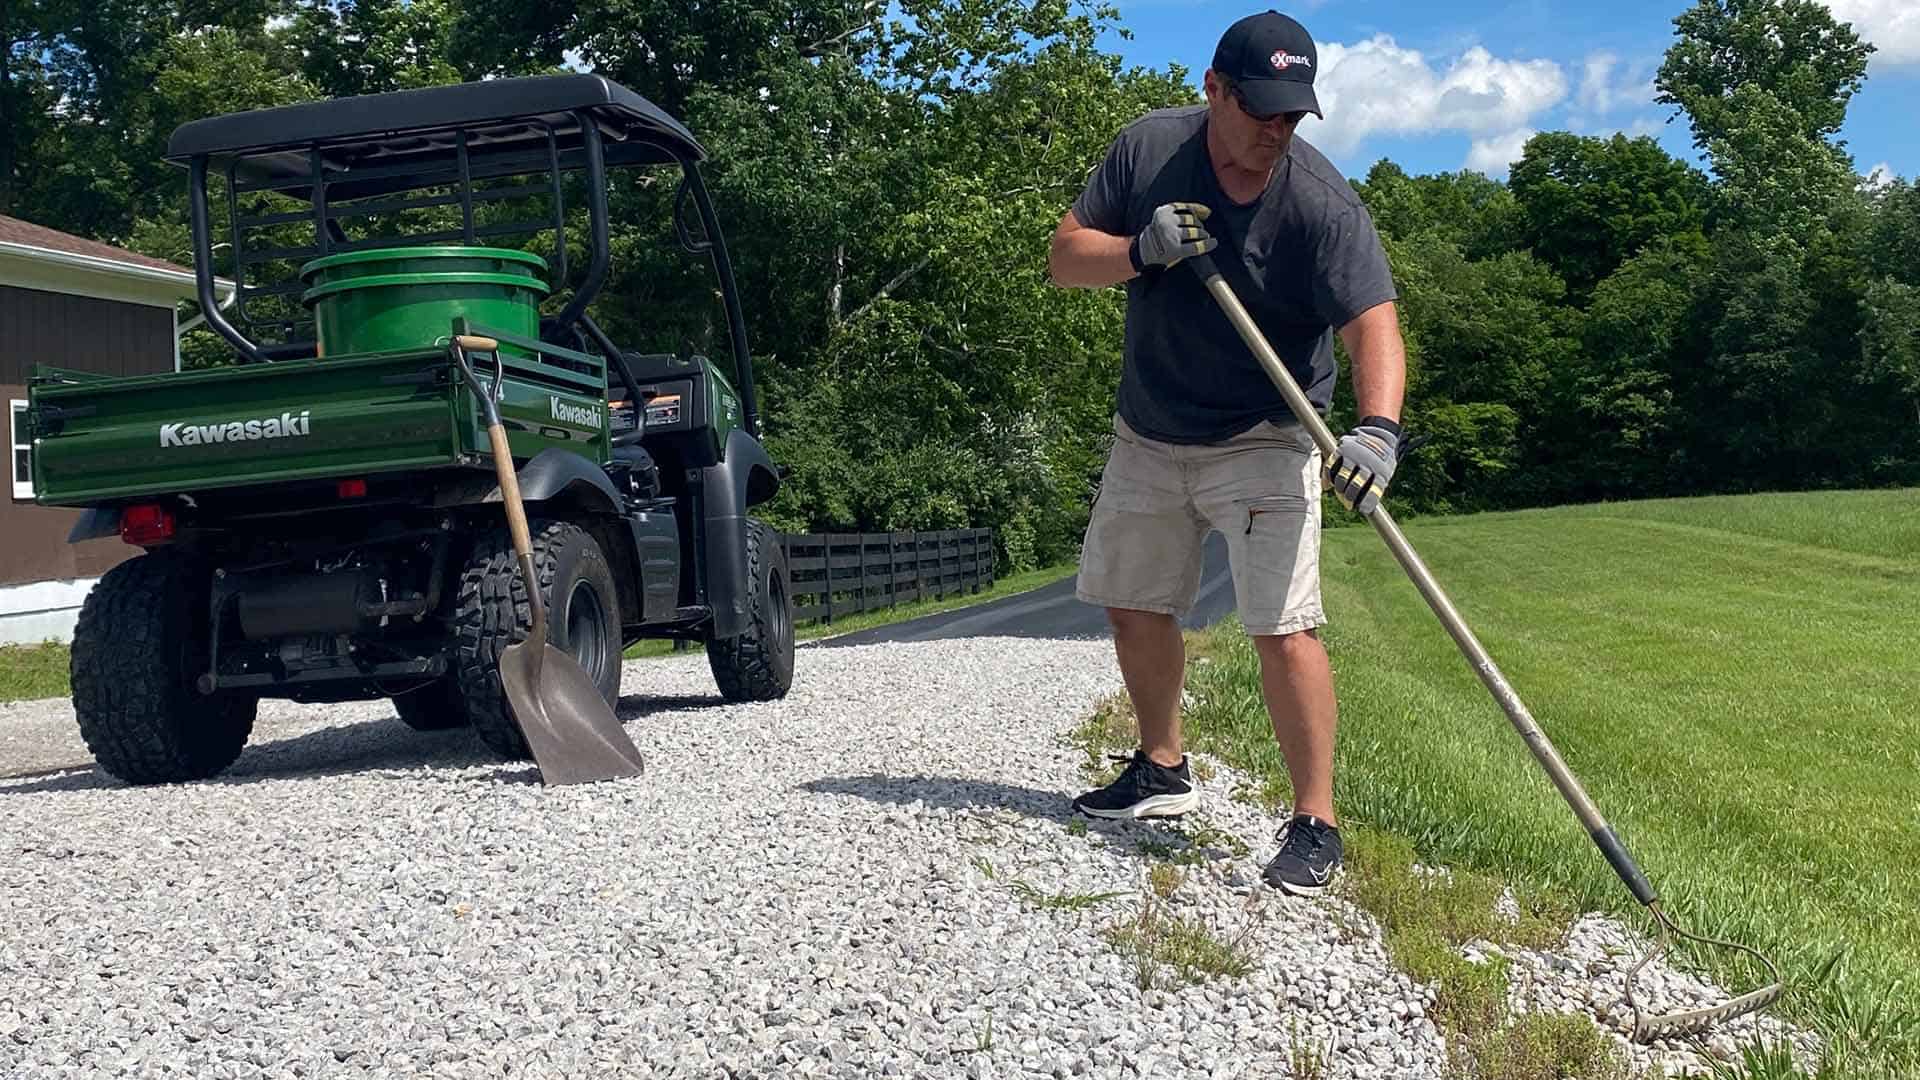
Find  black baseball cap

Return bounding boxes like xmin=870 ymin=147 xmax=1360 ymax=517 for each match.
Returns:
xmin=1211 ymin=10 xmax=1323 ymax=119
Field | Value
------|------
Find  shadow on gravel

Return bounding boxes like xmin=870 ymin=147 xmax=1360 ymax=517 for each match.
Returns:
xmin=801 ymin=773 xmax=1252 ymax=867
xmin=616 ymin=693 xmax=728 ymax=716
xmin=0 ymin=720 xmax=492 ymax=795
xmin=0 ymin=693 xmax=727 ymax=795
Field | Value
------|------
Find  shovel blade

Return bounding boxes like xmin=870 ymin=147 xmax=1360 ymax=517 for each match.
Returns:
xmin=498 ymin=641 xmax=645 ymax=785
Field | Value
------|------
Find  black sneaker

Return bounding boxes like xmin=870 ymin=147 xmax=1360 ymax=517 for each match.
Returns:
xmin=1263 ymin=814 xmax=1343 ymax=896
xmin=1071 ymin=750 xmax=1199 ymax=820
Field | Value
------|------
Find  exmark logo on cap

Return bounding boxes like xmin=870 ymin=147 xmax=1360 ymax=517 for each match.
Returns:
xmin=160 ymin=410 xmax=311 ymax=447
xmin=1271 ymin=50 xmax=1312 ymax=71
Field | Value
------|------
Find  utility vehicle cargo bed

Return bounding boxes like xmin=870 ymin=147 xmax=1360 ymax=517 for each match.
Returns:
xmin=27 ymin=348 xmax=608 ymax=505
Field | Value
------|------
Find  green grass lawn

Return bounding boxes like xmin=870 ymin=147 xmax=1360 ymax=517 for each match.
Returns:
xmin=1181 ymin=488 xmax=1920 ymax=1078
xmin=625 ymin=562 xmax=1079 ymax=658
xmin=0 ymin=641 xmax=70 ymax=703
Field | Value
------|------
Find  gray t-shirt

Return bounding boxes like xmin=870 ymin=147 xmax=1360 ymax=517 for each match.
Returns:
xmin=1072 ymin=105 xmax=1398 ymax=444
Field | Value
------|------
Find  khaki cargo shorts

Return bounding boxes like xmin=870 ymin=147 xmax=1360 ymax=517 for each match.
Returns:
xmin=1076 ymin=412 xmax=1324 ymax=636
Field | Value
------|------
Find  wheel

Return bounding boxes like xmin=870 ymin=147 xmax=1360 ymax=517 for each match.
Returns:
xmin=390 ymin=680 xmax=469 ymax=731
xmin=706 ymin=518 xmax=795 ymax=702
xmin=70 ymin=550 xmax=257 ymax=784
xmin=450 ymin=520 xmax=623 ymax=760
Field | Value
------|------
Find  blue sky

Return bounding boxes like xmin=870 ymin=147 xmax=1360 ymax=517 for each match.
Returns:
xmin=1093 ymin=0 xmax=1917 ymax=185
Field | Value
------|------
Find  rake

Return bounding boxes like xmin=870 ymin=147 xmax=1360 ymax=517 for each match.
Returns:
xmin=1187 ymin=253 xmax=1783 ymax=1043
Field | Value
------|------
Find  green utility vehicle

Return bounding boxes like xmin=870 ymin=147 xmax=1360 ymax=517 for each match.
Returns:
xmin=25 ymin=76 xmax=796 ymax=784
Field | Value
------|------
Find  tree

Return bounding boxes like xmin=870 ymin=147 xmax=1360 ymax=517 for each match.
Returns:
xmin=1369 ymin=234 xmax=1580 ymax=512
xmin=1656 ymin=0 xmax=1874 ymax=153
xmin=1550 ymin=234 xmax=1710 ymax=498
xmin=1866 ymin=177 xmax=1920 ymax=286
xmin=1860 ymin=278 xmax=1920 ymax=429
xmin=1507 ymin=132 xmax=1711 ymax=297
xmin=1652 ymin=0 xmax=1881 ymax=492
xmin=1355 ymin=161 xmax=1524 ymax=260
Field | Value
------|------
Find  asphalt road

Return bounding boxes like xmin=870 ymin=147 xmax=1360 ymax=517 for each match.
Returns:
xmin=815 ymin=530 xmax=1238 ymax=647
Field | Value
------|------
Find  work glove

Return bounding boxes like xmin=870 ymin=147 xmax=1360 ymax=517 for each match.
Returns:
xmin=1326 ymin=417 xmax=1400 ymax=515
xmin=1129 ymin=202 xmax=1217 ymax=272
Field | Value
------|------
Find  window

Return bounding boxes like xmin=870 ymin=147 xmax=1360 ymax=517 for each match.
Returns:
xmin=10 ymin=400 xmax=32 ymax=500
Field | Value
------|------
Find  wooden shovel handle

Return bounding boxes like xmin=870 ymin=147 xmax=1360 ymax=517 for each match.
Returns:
xmin=487 ymin=423 xmax=535 ymax=561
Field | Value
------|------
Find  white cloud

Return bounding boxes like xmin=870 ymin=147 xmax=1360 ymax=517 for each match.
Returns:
xmin=1577 ymin=53 xmax=1621 ymax=114
xmin=1574 ymin=51 xmax=1655 ymax=117
xmin=1303 ymin=36 xmax=1567 ymax=156
xmin=1823 ymin=0 xmax=1920 ymax=66
xmin=1864 ymin=161 xmax=1897 ymax=189
xmin=1464 ymin=128 xmax=1537 ymax=177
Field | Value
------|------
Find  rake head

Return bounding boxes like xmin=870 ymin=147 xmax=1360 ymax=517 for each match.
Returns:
xmin=1626 ymin=901 xmax=1785 ymax=1044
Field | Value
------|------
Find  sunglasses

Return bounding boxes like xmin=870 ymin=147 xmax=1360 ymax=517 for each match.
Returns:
xmin=1224 ymin=80 xmax=1309 ymax=126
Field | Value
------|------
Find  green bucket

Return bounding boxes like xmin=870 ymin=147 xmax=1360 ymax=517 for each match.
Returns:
xmin=299 ymin=246 xmax=550 ymax=359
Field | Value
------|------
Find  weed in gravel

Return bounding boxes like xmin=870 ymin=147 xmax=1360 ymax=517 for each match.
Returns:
xmin=1135 ymin=834 xmax=1210 ymax=866
xmin=1443 ymin=1010 xmax=1628 ymax=1080
xmin=1149 ymin=864 xmax=1183 ymax=900
xmin=1103 ymin=894 xmax=1259 ymax=989
xmin=1345 ymin=829 xmax=1574 ymax=956
xmin=1006 ymin=879 xmax=1129 ymax=913
xmin=1286 ymin=1017 xmax=1331 ymax=1080
xmin=1338 ymin=828 xmax=1623 ymax=1080
xmin=1229 ymin=775 xmax=1292 ymax=812
xmin=1182 ymin=816 xmax=1251 ymax=859
xmin=1066 ymin=692 xmax=1138 ymax=782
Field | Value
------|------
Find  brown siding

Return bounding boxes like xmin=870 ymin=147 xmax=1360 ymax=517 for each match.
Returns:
xmin=4 ymin=381 xmax=134 ymax=586
xmin=3 ymin=284 xmax=173 ymax=588
xmin=1 ymin=285 xmax=173 ymax=385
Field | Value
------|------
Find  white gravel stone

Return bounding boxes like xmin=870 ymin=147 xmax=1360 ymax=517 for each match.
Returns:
xmin=0 ymin=635 xmax=1816 ymax=1078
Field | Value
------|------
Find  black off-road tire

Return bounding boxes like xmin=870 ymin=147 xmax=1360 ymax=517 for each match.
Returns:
xmin=450 ymin=520 xmax=623 ymax=761
xmin=707 ymin=518 xmax=795 ymax=702
xmin=390 ymin=681 xmax=469 ymax=731
xmin=70 ymin=550 xmax=257 ymax=784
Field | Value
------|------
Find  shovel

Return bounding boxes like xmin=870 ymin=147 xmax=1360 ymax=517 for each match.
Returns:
xmin=449 ymin=334 xmax=646 ymax=786
xmin=1186 ymin=253 xmax=1781 ymax=1043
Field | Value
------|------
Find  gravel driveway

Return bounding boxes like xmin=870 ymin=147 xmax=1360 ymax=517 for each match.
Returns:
xmin=0 ymin=636 xmax=1807 ymax=1078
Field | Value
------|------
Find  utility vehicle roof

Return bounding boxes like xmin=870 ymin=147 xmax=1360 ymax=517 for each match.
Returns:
xmin=165 ymin=75 xmax=705 ymax=193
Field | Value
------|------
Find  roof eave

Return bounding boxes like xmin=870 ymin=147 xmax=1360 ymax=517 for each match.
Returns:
xmin=0 ymin=240 xmax=236 ymax=302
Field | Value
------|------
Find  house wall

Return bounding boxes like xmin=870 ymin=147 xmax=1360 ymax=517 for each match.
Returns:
xmin=2 ymin=284 xmax=176 ymax=644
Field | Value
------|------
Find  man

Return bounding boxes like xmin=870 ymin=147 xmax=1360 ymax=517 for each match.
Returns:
xmin=1047 ymin=9 xmax=1407 ymax=896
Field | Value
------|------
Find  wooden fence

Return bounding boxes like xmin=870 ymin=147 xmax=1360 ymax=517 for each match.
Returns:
xmin=781 ymin=529 xmax=996 ymax=626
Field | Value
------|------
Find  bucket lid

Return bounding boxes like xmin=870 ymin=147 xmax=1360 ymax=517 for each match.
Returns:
xmin=299 ymin=245 xmax=549 ymax=280
xmin=300 ymin=270 xmax=554 ymax=306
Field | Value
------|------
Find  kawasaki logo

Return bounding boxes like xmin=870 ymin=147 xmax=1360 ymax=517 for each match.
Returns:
xmin=160 ymin=411 xmax=311 ymax=448
xmin=549 ymin=396 xmax=602 ymax=429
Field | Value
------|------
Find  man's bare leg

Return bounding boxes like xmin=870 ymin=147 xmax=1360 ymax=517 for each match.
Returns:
xmin=1106 ymin=608 xmax=1186 ymax=767
xmin=1252 ymin=628 xmax=1337 ymax=824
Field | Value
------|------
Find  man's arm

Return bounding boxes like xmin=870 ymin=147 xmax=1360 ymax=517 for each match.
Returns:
xmin=1048 ymin=209 xmax=1137 ymax=289
xmin=1337 ymin=300 xmax=1406 ymax=423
